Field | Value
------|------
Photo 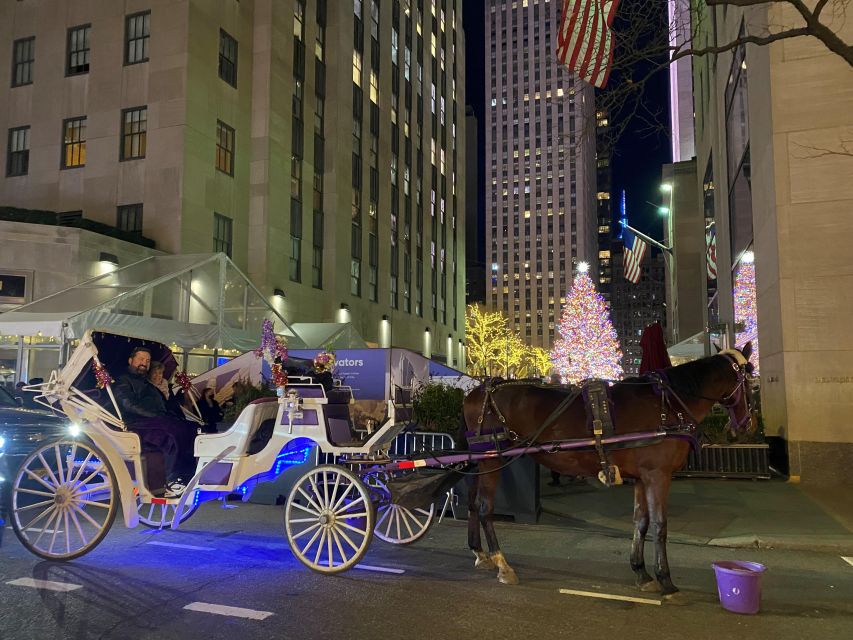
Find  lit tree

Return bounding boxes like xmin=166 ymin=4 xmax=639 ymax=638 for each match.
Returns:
xmin=734 ymin=251 xmax=760 ymax=373
xmin=525 ymin=346 xmax=554 ymax=379
xmin=550 ymin=264 xmax=624 ymax=383
xmin=496 ymin=332 xmax=527 ymax=378
xmin=465 ymin=305 xmax=509 ymax=377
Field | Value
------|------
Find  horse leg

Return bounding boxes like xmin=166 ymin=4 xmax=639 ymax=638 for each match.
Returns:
xmin=467 ymin=474 xmax=494 ymax=570
xmin=644 ymin=472 xmax=685 ymax=603
xmin=630 ymin=478 xmax=658 ymax=592
xmin=477 ymin=464 xmax=518 ymax=585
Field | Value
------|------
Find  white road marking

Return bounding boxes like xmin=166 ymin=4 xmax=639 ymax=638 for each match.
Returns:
xmin=841 ymin=556 xmax=853 ymax=568
xmin=183 ymin=602 xmax=274 ymax=620
xmin=354 ymin=564 xmax=405 ymax=574
xmin=559 ymin=588 xmax=661 ymax=606
xmin=146 ymin=541 xmax=216 ymax=551
xmin=7 ymin=578 xmax=83 ymax=593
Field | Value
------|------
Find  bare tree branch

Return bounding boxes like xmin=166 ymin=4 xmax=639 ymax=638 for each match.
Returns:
xmin=670 ymin=27 xmax=813 ymax=62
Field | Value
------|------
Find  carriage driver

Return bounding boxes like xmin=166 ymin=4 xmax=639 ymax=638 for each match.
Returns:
xmin=113 ymin=346 xmax=198 ymax=497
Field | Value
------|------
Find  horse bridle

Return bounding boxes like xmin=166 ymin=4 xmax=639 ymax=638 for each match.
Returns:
xmin=718 ymin=350 xmax=753 ymax=431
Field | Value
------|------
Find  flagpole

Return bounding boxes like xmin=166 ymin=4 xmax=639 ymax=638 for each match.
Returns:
xmin=621 ymin=223 xmax=672 ymax=254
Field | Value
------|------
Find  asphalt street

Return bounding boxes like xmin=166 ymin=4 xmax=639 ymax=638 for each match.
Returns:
xmin=1 ymin=500 xmax=852 ymax=640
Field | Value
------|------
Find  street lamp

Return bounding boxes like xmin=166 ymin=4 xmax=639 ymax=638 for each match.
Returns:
xmin=658 ymin=206 xmax=670 ymax=215
xmin=659 ymin=183 xmax=673 ymax=193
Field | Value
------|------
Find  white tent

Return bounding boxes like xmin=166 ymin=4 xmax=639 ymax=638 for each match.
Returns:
xmin=290 ymin=322 xmax=368 ymax=349
xmin=667 ymin=331 xmax=708 ymax=364
xmin=0 ymin=253 xmax=305 ymax=355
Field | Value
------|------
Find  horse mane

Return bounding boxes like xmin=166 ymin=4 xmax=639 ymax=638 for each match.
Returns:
xmin=661 ymin=355 xmax=724 ymax=397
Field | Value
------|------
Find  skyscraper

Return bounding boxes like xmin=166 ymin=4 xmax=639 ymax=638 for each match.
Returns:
xmin=0 ymin=0 xmax=466 ymax=361
xmin=484 ymin=0 xmax=597 ymax=348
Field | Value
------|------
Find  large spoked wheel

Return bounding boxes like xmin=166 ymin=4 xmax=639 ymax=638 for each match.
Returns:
xmin=284 ymin=464 xmax=375 ymax=574
xmin=10 ymin=439 xmax=118 ymax=560
xmin=137 ymin=497 xmax=199 ymax=529
xmin=375 ymin=501 xmax=435 ymax=545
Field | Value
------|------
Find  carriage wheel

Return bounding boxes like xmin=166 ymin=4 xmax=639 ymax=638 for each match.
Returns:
xmin=10 ymin=439 xmax=117 ymax=560
xmin=368 ymin=475 xmax=435 ymax=545
xmin=137 ymin=497 xmax=199 ymax=529
xmin=284 ymin=464 xmax=374 ymax=574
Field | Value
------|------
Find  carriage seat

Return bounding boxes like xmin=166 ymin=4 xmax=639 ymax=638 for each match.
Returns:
xmin=325 ymin=404 xmax=362 ymax=446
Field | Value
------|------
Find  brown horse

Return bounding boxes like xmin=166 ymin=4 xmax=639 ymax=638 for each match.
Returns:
xmin=461 ymin=344 xmax=755 ymax=601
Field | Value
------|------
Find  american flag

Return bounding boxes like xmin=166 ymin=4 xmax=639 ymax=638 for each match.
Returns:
xmin=706 ymin=223 xmax=717 ymax=280
xmin=555 ymin=0 xmax=621 ymax=89
xmin=623 ymin=227 xmax=648 ymax=284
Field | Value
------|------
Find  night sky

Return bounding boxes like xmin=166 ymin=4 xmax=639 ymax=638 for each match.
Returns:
xmin=462 ymin=1 xmax=671 ymax=261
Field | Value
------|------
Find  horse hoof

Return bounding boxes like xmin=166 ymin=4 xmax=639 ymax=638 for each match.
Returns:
xmin=498 ymin=569 xmax=519 ymax=585
xmin=473 ymin=552 xmax=496 ymax=571
xmin=662 ymin=591 xmax=689 ymax=606
xmin=638 ymin=580 xmax=661 ymax=593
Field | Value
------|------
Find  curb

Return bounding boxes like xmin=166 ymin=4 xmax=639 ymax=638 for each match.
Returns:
xmin=541 ymin=507 xmax=853 ymax=554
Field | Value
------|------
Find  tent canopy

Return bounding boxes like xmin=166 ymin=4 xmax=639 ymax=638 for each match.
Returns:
xmin=667 ymin=331 xmax=708 ymax=363
xmin=290 ymin=322 xmax=367 ymax=349
xmin=0 ymin=253 xmax=305 ymax=352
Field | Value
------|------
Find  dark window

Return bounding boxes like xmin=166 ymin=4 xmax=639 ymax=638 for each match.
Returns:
xmin=12 ymin=37 xmax=35 ymax=87
xmin=213 ymin=212 xmax=233 ymax=257
xmin=66 ymin=25 xmax=91 ymax=75
xmin=312 ymin=209 xmax=324 ymax=289
xmin=120 ymin=107 xmax=147 ymax=160
xmin=125 ymin=11 xmax=150 ymax=65
xmin=117 ymin=203 xmax=143 ymax=233
xmin=6 ymin=126 xmax=30 ymax=177
xmin=218 ymin=29 xmax=238 ymax=87
xmin=216 ymin=120 xmax=235 ymax=175
xmin=290 ymin=198 xmax=302 ymax=283
xmin=61 ymin=117 xmax=86 ymax=168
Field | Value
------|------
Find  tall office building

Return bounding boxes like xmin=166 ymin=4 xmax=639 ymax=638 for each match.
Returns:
xmin=0 ymin=0 xmax=466 ymax=362
xmin=595 ymin=108 xmax=613 ymax=301
xmin=484 ymin=0 xmax=597 ymax=348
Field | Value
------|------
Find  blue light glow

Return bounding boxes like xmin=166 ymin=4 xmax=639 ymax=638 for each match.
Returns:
xmin=272 ymin=438 xmax=316 ymax=477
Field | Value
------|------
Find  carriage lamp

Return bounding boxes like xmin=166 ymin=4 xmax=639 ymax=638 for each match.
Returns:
xmin=68 ymin=423 xmax=81 ymax=437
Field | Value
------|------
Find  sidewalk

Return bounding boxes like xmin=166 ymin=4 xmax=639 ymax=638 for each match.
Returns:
xmin=538 ymin=475 xmax=853 ymax=554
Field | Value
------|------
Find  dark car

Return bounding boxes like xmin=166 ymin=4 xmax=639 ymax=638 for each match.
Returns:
xmin=0 ymin=385 xmax=70 ymax=546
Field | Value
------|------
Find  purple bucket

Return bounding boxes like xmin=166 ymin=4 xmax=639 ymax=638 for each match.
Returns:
xmin=712 ymin=561 xmax=767 ymax=614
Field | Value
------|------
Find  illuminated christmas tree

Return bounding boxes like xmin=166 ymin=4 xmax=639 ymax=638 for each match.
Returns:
xmin=734 ymin=251 xmax=759 ymax=374
xmin=550 ymin=263 xmax=623 ymax=383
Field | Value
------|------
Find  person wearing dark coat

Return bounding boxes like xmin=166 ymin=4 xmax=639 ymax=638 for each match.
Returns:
xmin=199 ymin=388 xmax=224 ymax=434
xmin=639 ymin=321 xmax=672 ymax=375
xmin=113 ymin=347 xmax=197 ymax=495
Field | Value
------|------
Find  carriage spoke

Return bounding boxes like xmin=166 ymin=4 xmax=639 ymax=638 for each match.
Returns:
xmin=327 ymin=530 xmax=334 ymax=568
xmin=36 ymin=453 xmax=61 ymax=488
xmin=327 ymin=474 xmax=342 ymax=513
xmin=330 ymin=483 xmax=354 ymax=513
xmin=17 ymin=488 xmax=56 ymax=498
xmin=32 ymin=508 xmax=60 ymax=549
xmin=15 ymin=499 xmax=55 ymax=513
xmin=72 ymin=482 xmax=111 ymax=497
xmin=337 ymin=521 xmax=369 ymax=537
xmin=313 ymin=529 xmax=327 ymax=565
xmin=20 ymin=502 xmax=57 ymax=531
xmin=375 ymin=505 xmax=392 ymax=530
xmin=330 ymin=529 xmax=348 ymax=564
xmin=66 ymin=443 xmax=78 ymax=482
xmin=334 ymin=526 xmax=361 ymax=553
xmin=322 ymin=470 xmax=330 ymax=511
xmin=70 ymin=451 xmax=94 ymax=484
xmin=395 ymin=508 xmax=402 ymax=540
xmin=77 ymin=499 xmax=111 ymax=509
xmin=308 ymin=475 xmax=326 ymax=510
xmin=334 ymin=495 xmax=365 ymax=516
xmin=381 ymin=508 xmax=395 ymax=537
xmin=288 ymin=517 xmax=322 ymax=524
xmin=53 ymin=445 xmax=67 ymax=485
xmin=399 ymin=508 xmax=416 ymax=538
xmin=296 ymin=487 xmax=324 ymax=514
xmin=291 ymin=497 xmax=322 ymax=517
xmin=48 ymin=514 xmax=62 ymax=554
xmin=291 ymin=522 xmax=322 ymax=540
xmin=76 ymin=464 xmax=107 ymax=489
xmin=338 ymin=512 xmax=369 ymax=519
xmin=24 ymin=468 xmax=57 ymax=492
xmin=71 ymin=503 xmax=103 ymax=530
xmin=300 ymin=525 xmax=324 ymax=555
xmin=69 ymin=509 xmax=88 ymax=546
xmin=64 ymin=511 xmax=72 ymax=555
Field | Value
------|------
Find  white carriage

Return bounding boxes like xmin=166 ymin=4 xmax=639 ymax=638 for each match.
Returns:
xmin=7 ymin=330 xmax=439 ymax=572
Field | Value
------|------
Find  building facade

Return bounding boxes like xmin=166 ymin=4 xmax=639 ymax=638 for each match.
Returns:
xmin=484 ymin=0 xmax=597 ymax=349
xmin=690 ymin=2 xmax=853 ymax=483
xmin=595 ymin=108 xmax=612 ymax=301
xmin=609 ymin=247 xmax=666 ymax=376
xmin=0 ymin=0 xmax=466 ymax=364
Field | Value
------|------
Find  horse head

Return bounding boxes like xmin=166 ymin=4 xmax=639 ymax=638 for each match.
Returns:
xmin=717 ymin=342 xmax=756 ymax=432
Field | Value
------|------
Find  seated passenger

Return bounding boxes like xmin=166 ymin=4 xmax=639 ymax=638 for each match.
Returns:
xmin=114 ymin=347 xmax=197 ymax=497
